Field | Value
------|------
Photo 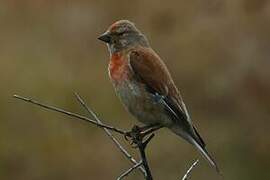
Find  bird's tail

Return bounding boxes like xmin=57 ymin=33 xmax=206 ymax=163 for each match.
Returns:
xmin=170 ymin=126 xmax=221 ymax=174
xmin=190 ymin=137 xmax=221 ymax=174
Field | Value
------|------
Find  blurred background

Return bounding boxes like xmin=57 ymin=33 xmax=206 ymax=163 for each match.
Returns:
xmin=1 ymin=0 xmax=270 ymax=179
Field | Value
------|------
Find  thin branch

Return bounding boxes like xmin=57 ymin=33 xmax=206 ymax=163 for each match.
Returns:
xmin=73 ymin=92 xmax=146 ymax=176
xmin=138 ymin=135 xmax=154 ymax=180
xmin=181 ymin=159 xmax=199 ymax=180
xmin=117 ymin=161 xmax=143 ymax=180
xmin=128 ymin=126 xmax=155 ymax=180
xmin=13 ymin=94 xmax=126 ymax=135
xmin=13 ymin=94 xmax=154 ymax=178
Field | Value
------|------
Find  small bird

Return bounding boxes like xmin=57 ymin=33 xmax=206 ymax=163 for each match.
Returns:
xmin=98 ymin=20 xmax=220 ymax=173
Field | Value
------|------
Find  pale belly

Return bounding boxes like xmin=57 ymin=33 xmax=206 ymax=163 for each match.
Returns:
xmin=114 ymin=79 xmax=173 ymax=126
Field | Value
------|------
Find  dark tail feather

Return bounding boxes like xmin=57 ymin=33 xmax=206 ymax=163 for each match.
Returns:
xmin=191 ymin=137 xmax=221 ymax=174
xmin=170 ymin=126 xmax=221 ymax=174
xmin=193 ymin=126 xmax=205 ymax=147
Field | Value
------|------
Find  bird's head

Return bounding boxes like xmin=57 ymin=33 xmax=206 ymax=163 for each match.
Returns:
xmin=98 ymin=20 xmax=149 ymax=53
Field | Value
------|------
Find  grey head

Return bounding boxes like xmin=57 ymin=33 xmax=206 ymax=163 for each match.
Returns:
xmin=98 ymin=20 xmax=149 ymax=54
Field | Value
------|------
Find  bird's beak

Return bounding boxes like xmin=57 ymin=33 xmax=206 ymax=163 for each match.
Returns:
xmin=97 ymin=31 xmax=111 ymax=43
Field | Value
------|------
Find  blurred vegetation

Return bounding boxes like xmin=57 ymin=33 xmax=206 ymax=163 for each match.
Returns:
xmin=0 ymin=0 xmax=269 ymax=179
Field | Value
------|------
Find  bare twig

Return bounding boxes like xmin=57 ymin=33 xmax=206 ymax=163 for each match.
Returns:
xmin=14 ymin=94 xmax=196 ymax=180
xmin=13 ymin=94 xmax=126 ymax=135
xmin=13 ymin=94 xmax=151 ymax=178
xmin=181 ymin=159 xmax=199 ymax=180
xmin=117 ymin=161 xmax=143 ymax=180
xmin=128 ymin=126 xmax=155 ymax=180
xmin=73 ymin=92 xmax=146 ymax=176
xmin=138 ymin=134 xmax=154 ymax=180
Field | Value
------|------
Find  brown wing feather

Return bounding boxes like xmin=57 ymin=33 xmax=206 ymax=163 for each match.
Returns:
xmin=129 ymin=47 xmax=186 ymax=119
xmin=129 ymin=47 xmax=206 ymax=148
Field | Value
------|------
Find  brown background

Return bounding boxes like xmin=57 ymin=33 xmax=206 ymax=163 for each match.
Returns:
xmin=1 ymin=0 xmax=270 ymax=179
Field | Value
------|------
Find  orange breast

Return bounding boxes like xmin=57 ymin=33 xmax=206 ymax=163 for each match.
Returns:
xmin=109 ymin=53 xmax=129 ymax=81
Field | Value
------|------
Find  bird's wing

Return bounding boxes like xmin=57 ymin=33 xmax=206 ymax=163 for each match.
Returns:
xmin=128 ymin=47 xmax=190 ymax=124
xmin=129 ymin=47 xmax=206 ymax=147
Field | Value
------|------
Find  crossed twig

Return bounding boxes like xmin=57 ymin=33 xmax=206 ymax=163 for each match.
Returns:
xmin=13 ymin=93 xmax=199 ymax=180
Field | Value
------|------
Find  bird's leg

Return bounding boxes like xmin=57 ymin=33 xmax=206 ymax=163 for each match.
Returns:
xmin=140 ymin=124 xmax=163 ymax=137
xmin=125 ymin=126 xmax=157 ymax=180
xmin=124 ymin=124 xmax=162 ymax=140
xmin=137 ymin=124 xmax=156 ymax=132
xmin=124 ymin=124 xmax=163 ymax=147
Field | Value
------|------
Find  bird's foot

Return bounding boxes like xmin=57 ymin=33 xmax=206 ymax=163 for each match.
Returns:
xmin=124 ymin=125 xmax=142 ymax=148
xmin=124 ymin=124 xmax=163 ymax=148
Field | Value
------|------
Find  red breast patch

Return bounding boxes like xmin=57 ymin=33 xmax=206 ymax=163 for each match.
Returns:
xmin=109 ymin=53 xmax=129 ymax=81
